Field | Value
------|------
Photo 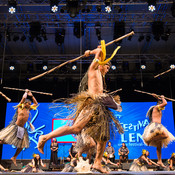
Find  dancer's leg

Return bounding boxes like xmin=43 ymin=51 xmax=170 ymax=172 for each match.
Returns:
xmin=156 ymin=143 xmax=166 ymax=167
xmin=11 ymin=148 xmax=23 ymax=166
xmin=38 ymin=109 xmax=92 ymax=154
xmin=93 ymin=141 xmax=109 ymax=173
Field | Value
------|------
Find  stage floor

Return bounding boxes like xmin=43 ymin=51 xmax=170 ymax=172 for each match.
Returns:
xmin=0 ymin=171 xmax=175 ymax=175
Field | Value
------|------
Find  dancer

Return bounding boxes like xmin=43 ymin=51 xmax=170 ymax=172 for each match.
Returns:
xmin=129 ymin=150 xmax=159 ymax=171
xmin=21 ymin=154 xmax=46 ymax=173
xmin=0 ymin=89 xmax=38 ymax=166
xmin=38 ymin=44 xmax=123 ymax=173
xmin=66 ymin=143 xmax=78 ymax=162
xmin=142 ymin=94 xmax=175 ymax=167
xmin=167 ymin=153 xmax=175 ymax=171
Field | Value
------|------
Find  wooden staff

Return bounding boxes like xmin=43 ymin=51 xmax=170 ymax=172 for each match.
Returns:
xmin=134 ymin=89 xmax=175 ymax=102
xmin=3 ymin=87 xmax=53 ymax=96
xmin=0 ymin=91 xmax=11 ymax=102
xmin=154 ymin=68 xmax=174 ymax=78
xmin=108 ymin=88 xmax=122 ymax=95
xmin=29 ymin=31 xmax=135 ymax=81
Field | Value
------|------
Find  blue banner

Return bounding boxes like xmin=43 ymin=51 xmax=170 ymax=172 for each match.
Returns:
xmin=2 ymin=102 xmax=175 ymax=160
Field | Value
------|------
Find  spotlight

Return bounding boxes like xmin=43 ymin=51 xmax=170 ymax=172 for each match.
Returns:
xmin=67 ymin=0 xmax=79 ymax=18
xmin=8 ymin=0 xmax=17 ymax=14
xmin=141 ymin=61 xmax=146 ymax=70
xmin=95 ymin=22 xmax=101 ymax=41
xmin=72 ymin=64 xmax=77 ymax=70
xmin=111 ymin=65 xmax=116 ymax=70
xmin=96 ymin=6 xmax=102 ymax=12
xmin=21 ymin=34 xmax=26 ymax=42
xmin=55 ymin=28 xmax=65 ymax=45
xmin=171 ymin=2 xmax=175 ymax=17
xmin=50 ymin=0 xmax=59 ymax=13
xmin=170 ymin=64 xmax=175 ymax=69
xmin=42 ymin=61 xmax=48 ymax=71
xmin=13 ymin=35 xmax=19 ymax=42
xmin=104 ymin=0 xmax=113 ymax=13
xmin=9 ymin=61 xmax=15 ymax=71
xmin=138 ymin=35 xmax=144 ymax=42
xmin=147 ymin=0 xmax=156 ymax=12
xmin=74 ymin=22 xmax=84 ymax=38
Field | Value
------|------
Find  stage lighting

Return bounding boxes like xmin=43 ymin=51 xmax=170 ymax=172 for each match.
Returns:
xmin=138 ymin=35 xmax=144 ymax=42
xmin=171 ymin=2 xmax=175 ymax=17
xmin=95 ymin=22 xmax=101 ymax=41
xmin=147 ymin=0 xmax=156 ymax=12
xmin=170 ymin=64 xmax=175 ymax=69
xmin=152 ymin=21 xmax=164 ymax=41
xmin=72 ymin=64 xmax=77 ymax=70
xmin=104 ymin=0 xmax=113 ymax=13
xmin=67 ymin=0 xmax=79 ymax=18
xmin=96 ymin=6 xmax=102 ymax=12
xmin=50 ymin=0 xmax=59 ymax=13
xmin=42 ymin=61 xmax=48 ymax=71
xmin=8 ymin=0 xmax=17 ymax=14
xmin=111 ymin=65 xmax=116 ymax=70
xmin=9 ymin=61 xmax=15 ymax=71
xmin=21 ymin=34 xmax=26 ymax=42
xmin=113 ymin=21 xmax=125 ymax=44
xmin=13 ymin=35 xmax=19 ymax=42
xmin=74 ymin=22 xmax=84 ymax=38
xmin=55 ymin=28 xmax=65 ymax=45
xmin=141 ymin=61 xmax=146 ymax=70
xmin=29 ymin=21 xmax=42 ymax=41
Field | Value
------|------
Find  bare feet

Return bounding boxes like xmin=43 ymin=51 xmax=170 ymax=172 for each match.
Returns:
xmin=37 ymin=135 xmax=47 ymax=154
xmin=11 ymin=157 xmax=17 ymax=166
xmin=93 ymin=163 xmax=109 ymax=173
xmin=157 ymin=162 xmax=166 ymax=168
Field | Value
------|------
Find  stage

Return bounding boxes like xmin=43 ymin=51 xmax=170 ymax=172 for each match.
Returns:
xmin=0 ymin=171 xmax=175 ymax=175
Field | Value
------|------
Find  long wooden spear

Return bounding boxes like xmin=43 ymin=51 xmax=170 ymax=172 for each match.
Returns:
xmin=3 ymin=87 xmax=53 ymax=96
xmin=29 ymin=31 xmax=134 ymax=81
xmin=108 ymin=88 xmax=122 ymax=95
xmin=0 ymin=91 xmax=11 ymax=102
xmin=134 ymin=89 xmax=175 ymax=102
xmin=154 ymin=67 xmax=175 ymax=78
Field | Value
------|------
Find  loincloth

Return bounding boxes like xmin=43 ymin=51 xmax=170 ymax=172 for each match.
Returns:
xmin=142 ymin=122 xmax=175 ymax=148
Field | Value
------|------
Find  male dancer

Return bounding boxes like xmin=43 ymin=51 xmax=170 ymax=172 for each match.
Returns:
xmin=38 ymin=47 xmax=123 ymax=173
xmin=142 ymin=94 xmax=175 ymax=167
xmin=0 ymin=89 xmax=38 ymax=166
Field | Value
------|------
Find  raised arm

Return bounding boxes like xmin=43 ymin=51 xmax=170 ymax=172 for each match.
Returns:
xmin=84 ymin=48 xmax=102 ymax=71
xmin=155 ymin=95 xmax=167 ymax=109
xmin=19 ymin=89 xmax=28 ymax=104
xmin=28 ymin=90 xmax=38 ymax=107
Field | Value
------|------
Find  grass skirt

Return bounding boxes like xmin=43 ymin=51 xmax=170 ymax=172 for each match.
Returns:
xmin=142 ymin=122 xmax=175 ymax=148
xmin=69 ymin=92 xmax=124 ymax=142
xmin=129 ymin=159 xmax=147 ymax=171
xmin=0 ymin=123 xmax=29 ymax=148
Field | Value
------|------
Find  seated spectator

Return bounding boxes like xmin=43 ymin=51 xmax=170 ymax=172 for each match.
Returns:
xmin=105 ymin=142 xmax=115 ymax=163
xmin=118 ymin=142 xmax=129 ymax=164
xmin=66 ymin=143 xmax=78 ymax=162
xmin=129 ymin=150 xmax=159 ymax=171
xmin=167 ymin=153 xmax=175 ymax=171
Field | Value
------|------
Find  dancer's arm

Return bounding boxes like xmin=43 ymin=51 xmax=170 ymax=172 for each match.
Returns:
xmin=85 ymin=48 xmax=102 ymax=70
xmin=19 ymin=89 xmax=28 ymax=104
xmin=28 ymin=91 xmax=38 ymax=107
xmin=148 ymin=159 xmax=159 ymax=166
